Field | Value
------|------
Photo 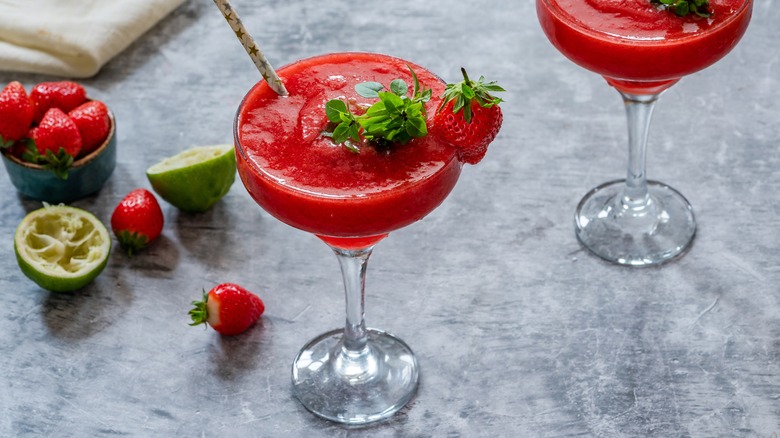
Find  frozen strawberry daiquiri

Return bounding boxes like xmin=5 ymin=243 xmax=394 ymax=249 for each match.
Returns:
xmin=537 ymin=0 xmax=752 ymax=265
xmin=234 ymin=52 xmax=503 ymax=424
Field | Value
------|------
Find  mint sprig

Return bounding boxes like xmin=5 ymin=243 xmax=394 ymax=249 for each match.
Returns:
xmin=324 ymin=66 xmax=432 ymax=152
xmin=652 ymin=0 xmax=711 ymax=17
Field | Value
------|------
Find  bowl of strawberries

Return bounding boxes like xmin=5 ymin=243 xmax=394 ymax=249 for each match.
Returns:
xmin=0 ymin=80 xmax=116 ymax=203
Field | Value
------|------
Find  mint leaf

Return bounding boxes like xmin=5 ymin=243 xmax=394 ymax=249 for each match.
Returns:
xmin=651 ymin=0 xmax=711 ymax=17
xmin=355 ymin=82 xmax=384 ymax=98
xmin=326 ymin=99 xmax=348 ymax=123
xmin=390 ymin=79 xmax=408 ymax=97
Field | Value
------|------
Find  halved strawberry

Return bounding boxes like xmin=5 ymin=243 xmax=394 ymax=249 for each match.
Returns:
xmin=189 ymin=283 xmax=265 ymax=336
xmin=0 ymin=81 xmax=33 ymax=148
xmin=69 ymin=100 xmax=111 ymax=156
xmin=432 ymin=68 xmax=504 ymax=165
xmin=30 ymin=81 xmax=87 ymax=124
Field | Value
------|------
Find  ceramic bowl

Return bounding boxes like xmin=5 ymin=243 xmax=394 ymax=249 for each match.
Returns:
xmin=1 ymin=109 xmax=116 ymax=204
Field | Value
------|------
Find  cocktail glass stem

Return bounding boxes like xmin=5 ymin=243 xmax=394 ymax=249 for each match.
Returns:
xmin=291 ymin=241 xmax=419 ymax=425
xmin=622 ymin=92 xmax=656 ymax=206
xmin=336 ymin=245 xmax=371 ymax=371
xmin=574 ymin=87 xmax=696 ymax=266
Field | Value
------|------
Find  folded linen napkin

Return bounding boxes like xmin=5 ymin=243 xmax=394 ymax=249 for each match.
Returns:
xmin=0 ymin=0 xmax=185 ymax=78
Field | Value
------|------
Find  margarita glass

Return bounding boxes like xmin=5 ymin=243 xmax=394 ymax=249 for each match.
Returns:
xmin=234 ymin=52 xmax=461 ymax=424
xmin=537 ymin=0 xmax=752 ymax=265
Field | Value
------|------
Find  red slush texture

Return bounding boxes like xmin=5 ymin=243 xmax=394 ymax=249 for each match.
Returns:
xmin=537 ymin=0 xmax=752 ymax=93
xmin=235 ymin=53 xmax=462 ymax=243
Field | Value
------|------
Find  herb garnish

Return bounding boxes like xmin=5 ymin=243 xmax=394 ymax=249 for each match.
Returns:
xmin=652 ymin=0 xmax=712 ymax=18
xmin=324 ymin=67 xmax=432 ymax=153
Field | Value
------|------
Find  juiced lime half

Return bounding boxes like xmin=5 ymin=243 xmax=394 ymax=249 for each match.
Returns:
xmin=14 ymin=204 xmax=111 ymax=292
xmin=146 ymin=144 xmax=236 ymax=213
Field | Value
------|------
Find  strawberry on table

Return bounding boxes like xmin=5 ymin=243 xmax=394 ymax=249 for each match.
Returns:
xmin=111 ymin=188 xmax=164 ymax=256
xmin=30 ymin=81 xmax=87 ymax=123
xmin=0 ymin=81 xmax=33 ymax=148
xmin=189 ymin=283 xmax=265 ymax=336
xmin=432 ymin=68 xmax=504 ymax=165
xmin=27 ymin=108 xmax=83 ymax=179
xmin=69 ymin=100 xmax=111 ymax=156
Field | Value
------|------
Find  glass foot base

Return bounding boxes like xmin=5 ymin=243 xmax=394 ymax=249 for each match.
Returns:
xmin=291 ymin=328 xmax=419 ymax=425
xmin=575 ymin=179 xmax=696 ymax=266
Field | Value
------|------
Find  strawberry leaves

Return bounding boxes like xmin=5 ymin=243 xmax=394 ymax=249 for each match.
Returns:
xmin=21 ymin=140 xmax=74 ymax=180
xmin=651 ymin=0 xmax=711 ymax=17
xmin=437 ymin=68 xmax=504 ymax=124
xmin=324 ymin=66 xmax=432 ymax=152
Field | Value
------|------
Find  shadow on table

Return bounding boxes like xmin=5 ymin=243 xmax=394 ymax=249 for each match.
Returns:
xmin=40 ymin=275 xmax=133 ymax=342
xmin=206 ymin=319 xmax=267 ymax=381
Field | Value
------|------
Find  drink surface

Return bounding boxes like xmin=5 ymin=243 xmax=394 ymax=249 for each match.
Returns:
xmin=235 ymin=52 xmax=462 ymax=239
xmin=537 ymin=0 xmax=752 ymax=91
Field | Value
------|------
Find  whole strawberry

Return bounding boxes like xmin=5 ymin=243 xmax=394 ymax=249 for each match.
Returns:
xmin=27 ymin=108 xmax=83 ymax=179
xmin=189 ymin=283 xmax=265 ymax=336
xmin=111 ymin=188 xmax=164 ymax=255
xmin=432 ymin=68 xmax=504 ymax=164
xmin=69 ymin=100 xmax=111 ymax=156
xmin=30 ymin=81 xmax=87 ymax=123
xmin=0 ymin=81 xmax=33 ymax=148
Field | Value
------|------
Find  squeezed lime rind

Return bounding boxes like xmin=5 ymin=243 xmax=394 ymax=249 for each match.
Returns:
xmin=14 ymin=204 xmax=111 ymax=292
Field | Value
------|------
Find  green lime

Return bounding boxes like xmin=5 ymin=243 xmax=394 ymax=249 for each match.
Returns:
xmin=146 ymin=144 xmax=237 ymax=213
xmin=14 ymin=204 xmax=111 ymax=292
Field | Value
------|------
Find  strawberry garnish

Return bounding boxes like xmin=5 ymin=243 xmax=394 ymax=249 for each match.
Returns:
xmin=26 ymin=108 xmax=83 ymax=180
xmin=189 ymin=283 xmax=265 ymax=336
xmin=111 ymin=189 xmax=164 ymax=256
xmin=69 ymin=100 xmax=111 ymax=156
xmin=30 ymin=81 xmax=87 ymax=124
xmin=0 ymin=81 xmax=33 ymax=148
xmin=432 ymin=68 xmax=504 ymax=164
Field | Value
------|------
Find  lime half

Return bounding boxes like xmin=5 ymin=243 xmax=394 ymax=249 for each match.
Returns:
xmin=14 ymin=204 xmax=111 ymax=292
xmin=146 ymin=144 xmax=237 ymax=213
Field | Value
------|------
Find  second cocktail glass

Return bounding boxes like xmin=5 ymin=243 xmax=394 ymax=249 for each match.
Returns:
xmin=234 ymin=53 xmax=463 ymax=424
xmin=537 ymin=0 xmax=752 ymax=265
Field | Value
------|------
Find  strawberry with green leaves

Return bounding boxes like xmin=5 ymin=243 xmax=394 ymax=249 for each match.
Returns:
xmin=25 ymin=108 xmax=83 ymax=180
xmin=111 ymin=189 xmax=164 ymax=256
xmin=189 ymin=283 xmax=265 ymax=336
xmin=0 ymin=81 xmax=33 ymax=149
xmin=432 ymin=68 xmax=504 ymax=164
xmin=69 ymin=100 xmax=111 ymax=156
xmin=30 ymin=81 xmax=87 ymax=123
xmin=323 ymin=67 xmax=503 ymax=164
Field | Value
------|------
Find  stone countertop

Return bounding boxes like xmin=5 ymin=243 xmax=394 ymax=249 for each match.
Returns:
xmin=1 ymin=1 xmax=778 ymax=436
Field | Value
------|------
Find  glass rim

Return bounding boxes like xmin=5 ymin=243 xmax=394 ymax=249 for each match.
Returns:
xmin=537 ymin=0 xmax=753 ymax=43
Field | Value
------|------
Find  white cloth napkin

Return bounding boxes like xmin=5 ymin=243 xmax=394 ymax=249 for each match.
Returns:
xmin=0 ymin=0 xmax=185 ymax=78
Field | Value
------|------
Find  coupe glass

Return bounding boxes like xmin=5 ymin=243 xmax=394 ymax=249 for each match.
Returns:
xmin=234 ymin=52 xmax=462 ymax=424
xmin=537 ymin=0 xmax=752 ymax=265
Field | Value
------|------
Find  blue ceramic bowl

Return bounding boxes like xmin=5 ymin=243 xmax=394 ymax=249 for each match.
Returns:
xmin=1 ymin=110 xmax=116 ymax=204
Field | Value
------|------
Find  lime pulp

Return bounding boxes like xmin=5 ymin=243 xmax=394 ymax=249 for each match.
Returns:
xmin=14 ymin=204 xmax=111 ymax=292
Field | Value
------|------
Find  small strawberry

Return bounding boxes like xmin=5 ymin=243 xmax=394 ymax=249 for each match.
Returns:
xmin=28 ymin=108 xmax=83 ymax=179
xmin=69 ymin=100 xmax=111 ymax=156
xmin=111 ymin=189 xmax=164 ymax=256
xmin=0 ymin=81 xmax=33 ymax=148
xmin=432 ymin=68 xmax=504 ymax=165
xmin=30 ymin=81 xmax=87 ymax=123
xmin=189 ymin=283 xmax=265 ymax=336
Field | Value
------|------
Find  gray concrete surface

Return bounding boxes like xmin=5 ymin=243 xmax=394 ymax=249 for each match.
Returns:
xmin=1 ymin=0 xmax=778 ymax=436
